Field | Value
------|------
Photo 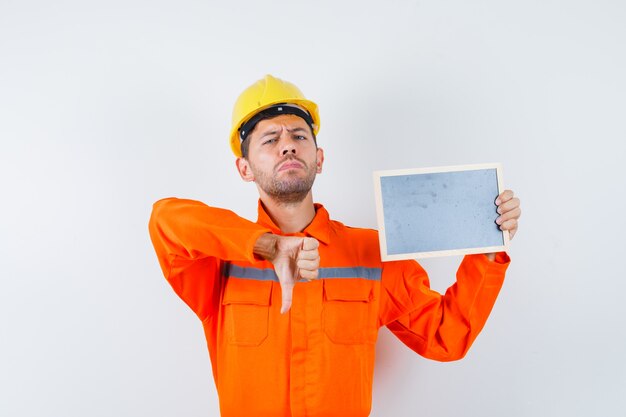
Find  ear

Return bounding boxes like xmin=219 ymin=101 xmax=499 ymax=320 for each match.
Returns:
xmin=236 ymin=157 xmax=255 ymax=182
xmin=315 ymin=148 xmax=325 ymax=174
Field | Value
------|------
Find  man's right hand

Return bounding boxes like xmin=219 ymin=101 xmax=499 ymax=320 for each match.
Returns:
xmin=253 ymin=233 xmax=320 ymax=314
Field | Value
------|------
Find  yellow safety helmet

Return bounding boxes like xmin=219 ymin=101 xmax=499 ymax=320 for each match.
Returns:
xmin=229 ymin=74 xmax=320 ymax=157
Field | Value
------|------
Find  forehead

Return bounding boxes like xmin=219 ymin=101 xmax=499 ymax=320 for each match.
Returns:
xmin=253 ymin=114 xmax=311 ymax=134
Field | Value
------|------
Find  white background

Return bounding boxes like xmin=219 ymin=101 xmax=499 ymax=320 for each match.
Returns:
xmin=1 ymin=1 xmax=625 ymax=416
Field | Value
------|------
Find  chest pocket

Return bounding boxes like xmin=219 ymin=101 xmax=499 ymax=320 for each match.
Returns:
xmin=322 ymin=279 xmax=377 ymax=345
xmin=222 ymin=278 xmax=273 ymax=347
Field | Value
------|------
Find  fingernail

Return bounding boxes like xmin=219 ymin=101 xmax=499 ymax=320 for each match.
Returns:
xmin=495 ymin=198 xmax=501 ymax=205
xmin=497 ymin=207 xmax=502 ymax=214
xmin=496 ymin=217 xmax=502 ymax=225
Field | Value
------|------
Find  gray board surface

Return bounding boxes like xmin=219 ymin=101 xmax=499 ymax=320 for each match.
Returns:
xmin=380 ymin=168 xmax=503 ymax=256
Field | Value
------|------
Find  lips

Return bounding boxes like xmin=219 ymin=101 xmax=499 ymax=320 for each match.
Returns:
xmin=277 ymin=160 xmax=305 ymax=172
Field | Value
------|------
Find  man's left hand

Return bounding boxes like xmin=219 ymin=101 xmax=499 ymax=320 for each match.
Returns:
xmin=484 ymin=190 xmax=521 ymax=261
xmin=495 ymin=189 xmax=521 ymax=240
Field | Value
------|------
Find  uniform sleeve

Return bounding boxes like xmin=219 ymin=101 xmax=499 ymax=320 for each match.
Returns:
xmin=379 ymin=252 xmax=510 ymax=361
xmin=148 ymin=197 xmax=271 ymax=321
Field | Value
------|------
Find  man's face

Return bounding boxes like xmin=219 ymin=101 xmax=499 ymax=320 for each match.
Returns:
xmin=236 ymin=114 xmax=324 ymax=204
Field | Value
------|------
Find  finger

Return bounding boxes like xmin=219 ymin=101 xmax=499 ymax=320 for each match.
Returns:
xmin=298 ymin=248 xmax=319 ymax=261
xmin=299 ymin=268 xmax=319 ymax=281
xmin=496 ymin=207 xmax=521 ymax=224
xmin=297 ymin=258 xmax=319 ymax=271
xmin=495 ymin=189 xmax=514 ymax=205
xmin=497 ymin=197 xmax=520 ymax=214
xmin=280 ymin=282 xmax=294 ymax=314
xmin=498 ymin=218 xmax=518 ymax=232
xmin=301 ymin=237 xmax=319 ymax=251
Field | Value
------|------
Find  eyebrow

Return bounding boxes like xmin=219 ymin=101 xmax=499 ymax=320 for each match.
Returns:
xmin=259 ymin=127 xmax=310 ymax=139
xmin=259 ymin=130 xmax=280 ymax=139
xmin=287 ymin=127 xmax=309 ymax=134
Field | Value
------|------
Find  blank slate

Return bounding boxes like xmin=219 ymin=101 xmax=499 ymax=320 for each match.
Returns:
xmin=373 ymin=163 xmax=509 ymax=260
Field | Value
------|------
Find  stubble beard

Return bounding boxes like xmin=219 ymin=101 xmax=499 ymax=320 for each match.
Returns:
xmin=250 ymin=157 xmax=317 ymax=205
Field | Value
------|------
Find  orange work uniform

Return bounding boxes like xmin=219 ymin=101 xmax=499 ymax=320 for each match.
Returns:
xmin=148 ymin=197 xmax=510 ymax=417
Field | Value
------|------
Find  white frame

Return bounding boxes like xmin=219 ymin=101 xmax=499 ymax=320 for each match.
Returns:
xmin=373 ymin=163 xmax=510 ymax=260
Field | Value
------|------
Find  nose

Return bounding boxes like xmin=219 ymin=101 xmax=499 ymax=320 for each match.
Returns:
xmin=280 ymin=136 xmax=296 ymax=156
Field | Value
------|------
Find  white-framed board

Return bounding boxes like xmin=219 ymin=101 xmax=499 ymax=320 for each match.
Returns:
xmin=373 ymin=163 xmax=509 ymax=260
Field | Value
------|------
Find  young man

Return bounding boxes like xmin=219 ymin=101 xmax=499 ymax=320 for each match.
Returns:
xmin=148 ymin=74 xmax=521 ymax=417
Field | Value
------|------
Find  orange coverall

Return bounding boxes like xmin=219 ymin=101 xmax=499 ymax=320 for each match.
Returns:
xmin=148 ymin=198 xmax=510 ymax=417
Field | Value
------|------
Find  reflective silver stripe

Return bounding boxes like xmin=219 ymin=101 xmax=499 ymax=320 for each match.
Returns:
xmin=226 ymin=264 xmax=278 ymax=281
xmin=319 ymin=267 xmax=381 ymax=280
xmin=226 ymin=265 xmax=381 ymax=281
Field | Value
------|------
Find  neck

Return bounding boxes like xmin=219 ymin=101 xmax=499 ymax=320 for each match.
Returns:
xmin=259 ymin=191 xmax=316 ymax=234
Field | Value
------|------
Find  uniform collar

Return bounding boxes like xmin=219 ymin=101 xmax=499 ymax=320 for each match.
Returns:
xmin=256 ymin=200 xmax=331 ymax=245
